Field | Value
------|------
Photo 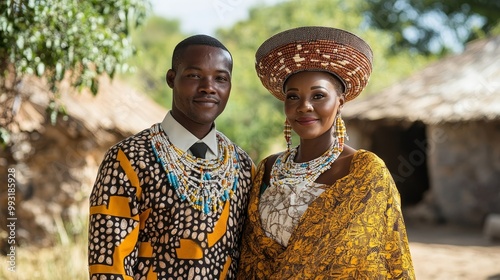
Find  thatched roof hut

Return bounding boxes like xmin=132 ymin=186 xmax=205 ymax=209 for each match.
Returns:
xmin=0 ymin=76 xmax=167 ymax=247
xmin=343 ymin=35 xmax=500 ymax=226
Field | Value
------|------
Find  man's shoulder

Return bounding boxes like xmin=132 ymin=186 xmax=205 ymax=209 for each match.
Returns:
xmin=106 ymin=126 xmax=153 ymax=154
xmin=232 ymin=143 xmax=254 ymax=165
xmin=217 ymin=132 xmax=254 ymax=167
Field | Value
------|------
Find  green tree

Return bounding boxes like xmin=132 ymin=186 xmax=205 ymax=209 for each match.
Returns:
xmin=119 ymin=16 xmax=185 ymax=107
xmin=0 ymin=0 xmax=149 ymax=147
xmin=364 ymin=0 xmax=500 ymax=55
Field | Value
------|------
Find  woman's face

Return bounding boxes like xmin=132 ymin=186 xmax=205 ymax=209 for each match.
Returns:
xmin=284 ymin=71 xmax=345 ymax=140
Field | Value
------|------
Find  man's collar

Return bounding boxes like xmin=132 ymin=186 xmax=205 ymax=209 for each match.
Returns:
xmin=160 ymin=111 xmax=218 ymax=158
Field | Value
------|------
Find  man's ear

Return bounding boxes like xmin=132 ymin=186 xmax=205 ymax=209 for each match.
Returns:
xmin=166 ymin=69 xmax=175 ymax=88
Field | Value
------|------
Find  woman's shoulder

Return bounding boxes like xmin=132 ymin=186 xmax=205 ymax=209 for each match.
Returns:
xmin=348 ymin=149 xmax=391 ymax=180
xmin=262 ymin=152 xmax=281 ymax=168
xmin=352 ymin=149 xmax=385 ymax=166
xmin=255 ymin=152 xmax=283 ymax=186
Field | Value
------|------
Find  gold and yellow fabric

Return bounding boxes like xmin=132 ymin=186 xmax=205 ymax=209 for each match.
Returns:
xmin=237 ymin=150 xmax=415 ymax=279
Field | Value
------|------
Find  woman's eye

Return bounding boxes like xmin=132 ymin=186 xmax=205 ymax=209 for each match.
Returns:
xmin=313 ymin=93 xmax=325 ymax=99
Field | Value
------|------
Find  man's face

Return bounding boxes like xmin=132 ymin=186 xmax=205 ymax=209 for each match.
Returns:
xmin=167 ymin=45 xmax=232 ymax=134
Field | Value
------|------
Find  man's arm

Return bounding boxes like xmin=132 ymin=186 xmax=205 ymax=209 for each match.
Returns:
xmin=88 ymin=147 xmax=142 ymax=279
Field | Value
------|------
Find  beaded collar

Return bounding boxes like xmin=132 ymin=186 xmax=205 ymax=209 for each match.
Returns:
xmin=270 ymin=138 xmax=343 ymax=188
xmin=149 ymin=123 xmax=240 ymax=215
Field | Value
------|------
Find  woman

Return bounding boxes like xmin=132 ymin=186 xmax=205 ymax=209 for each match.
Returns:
xmin=237 ymin=27 xmax=415 ymax=279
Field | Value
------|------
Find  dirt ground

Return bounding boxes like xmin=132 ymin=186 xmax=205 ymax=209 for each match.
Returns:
xmin=406 ymin=222 xmax=500 ymax=280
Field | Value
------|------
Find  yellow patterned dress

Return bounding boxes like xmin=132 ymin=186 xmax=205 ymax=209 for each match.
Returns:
xmin=237 ymin=150 xmax=415 ymax=279
xmin=88 ymin=126 xmax=254 ymax=280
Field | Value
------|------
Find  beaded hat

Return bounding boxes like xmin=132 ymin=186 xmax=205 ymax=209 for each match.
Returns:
xmin=255 ymin=26 xmax=373 ymax=102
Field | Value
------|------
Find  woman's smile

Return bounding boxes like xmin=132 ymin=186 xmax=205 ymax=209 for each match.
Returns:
xmin=295 ymin=116 xmax=318 ymax=126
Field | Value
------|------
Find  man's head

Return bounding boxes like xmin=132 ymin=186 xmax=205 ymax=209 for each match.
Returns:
xmin=171 ymin=35 xmax=233 ymax=72
xmin=166 ymin=35 xmax=233 ymax=138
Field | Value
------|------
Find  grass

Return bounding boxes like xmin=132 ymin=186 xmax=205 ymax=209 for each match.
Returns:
xmin=0 ymin=221 xmax=88 ymax=280
xmin=0 ymin=235 xmax=88 ymax=280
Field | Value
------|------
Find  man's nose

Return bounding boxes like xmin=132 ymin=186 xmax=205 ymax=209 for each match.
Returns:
xmin=199 ymin=77 xmax=216 ymax=94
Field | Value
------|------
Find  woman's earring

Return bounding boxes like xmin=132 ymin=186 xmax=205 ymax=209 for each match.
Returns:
xmin=284 ymin=119 xmax=292 ymax=151
xmin=334 ymin=112 xmax=348 ymax=146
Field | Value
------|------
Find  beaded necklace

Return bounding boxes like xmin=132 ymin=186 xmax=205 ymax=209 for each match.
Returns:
xmin=149 ymin=124 xmax=239 ymax=215
xmin=270 ymin=138 xmax=343 ymax=188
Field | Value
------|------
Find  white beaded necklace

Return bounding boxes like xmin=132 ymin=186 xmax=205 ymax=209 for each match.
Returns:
xmin=149 ymin=124 xmax=239 ymax=214
xmin=270 ymin=138 xmax=343 ymax=188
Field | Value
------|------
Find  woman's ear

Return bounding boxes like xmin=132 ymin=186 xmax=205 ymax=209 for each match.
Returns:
xmin=166 ymin=69 xmax=175 ymax=88
xmin=339 ymin=94 xmax=346 ymax=108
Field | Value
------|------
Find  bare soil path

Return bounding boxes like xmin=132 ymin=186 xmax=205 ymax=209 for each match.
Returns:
xmin=407 ymin=223 xmax=500 ymax=280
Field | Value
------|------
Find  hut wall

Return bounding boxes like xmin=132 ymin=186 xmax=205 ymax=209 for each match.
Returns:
xmin=0 ymin=118 xmax=119 ymax=249
xmin=345 ymin=121 xmax=373 ymax=150
xmin=427 ymin=121 xmax=500 ymax=226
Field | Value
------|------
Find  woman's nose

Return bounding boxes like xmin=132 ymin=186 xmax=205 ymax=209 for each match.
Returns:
xmin=297 ymin=99 xmax=313 ymax=112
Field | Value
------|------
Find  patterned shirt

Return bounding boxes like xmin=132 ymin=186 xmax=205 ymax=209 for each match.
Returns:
xmin=237 ymin=150 xmax=415 ymax=279
xmin=88 ymin=125 xmax=254 ymax=280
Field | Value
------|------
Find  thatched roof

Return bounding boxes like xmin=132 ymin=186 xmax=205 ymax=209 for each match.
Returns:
xmin=343 ymin=35 xmax=500 ymax=124
xmin=60 ymin=76 xmax=167 ymax=137
xmin=16 ymin=75 xmax=167 ymax=140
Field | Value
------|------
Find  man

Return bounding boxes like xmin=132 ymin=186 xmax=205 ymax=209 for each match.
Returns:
xmin=88 ymin=35 xmax=255 ymax=280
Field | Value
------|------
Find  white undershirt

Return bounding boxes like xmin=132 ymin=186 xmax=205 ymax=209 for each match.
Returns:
xmin=259 ymin=181 xmax=325 ymax=247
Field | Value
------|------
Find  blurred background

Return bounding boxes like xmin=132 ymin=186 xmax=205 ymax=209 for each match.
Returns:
xmin=1 ymin=0 xmax=500 ymax=279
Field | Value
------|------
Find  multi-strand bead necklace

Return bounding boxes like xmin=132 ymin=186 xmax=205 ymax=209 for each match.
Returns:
xmin=150 ymin=124 xmax=239 ymax=215
xmin=270 ymin=138 xmax=343 ymax=188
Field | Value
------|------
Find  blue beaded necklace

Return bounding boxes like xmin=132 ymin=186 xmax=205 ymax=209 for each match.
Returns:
xmin=150 ymin=124 xmax=239 ymax=215
xmin=270 ymin=138 xmax=343 ymax=188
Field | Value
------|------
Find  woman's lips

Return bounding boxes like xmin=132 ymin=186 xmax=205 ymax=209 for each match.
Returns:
xmin=295 ymin=117 xmax=317 ymax=125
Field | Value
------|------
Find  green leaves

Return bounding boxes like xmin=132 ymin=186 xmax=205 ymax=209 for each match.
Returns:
xmin=364 ymin=0 xmax=500 ymax=55
xmin=1 ymin=0 xmax=149 ymax=93
xmin=119 ymin=16 xmax=183 ymax=106
xmin=0 ymin=0 xmax=150 ymax=149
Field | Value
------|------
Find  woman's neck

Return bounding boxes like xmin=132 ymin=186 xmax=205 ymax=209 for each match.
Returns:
xmin=295 ymin=132 xmax=335 ymax=163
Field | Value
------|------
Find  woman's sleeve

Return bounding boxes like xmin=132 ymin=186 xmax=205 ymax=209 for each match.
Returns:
xmin=380 ymin=164 xmax=416 ymax=279
xmin=88 ymin=147 xmax=142 ymax=279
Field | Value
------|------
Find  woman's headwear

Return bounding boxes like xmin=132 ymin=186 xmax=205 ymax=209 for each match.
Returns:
xmin=255 ymin=26 xmax=373 ymax=102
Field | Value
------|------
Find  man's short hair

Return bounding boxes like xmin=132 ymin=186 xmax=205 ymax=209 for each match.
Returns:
xmin=171 ymin=35 xmax=233 ymax=71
